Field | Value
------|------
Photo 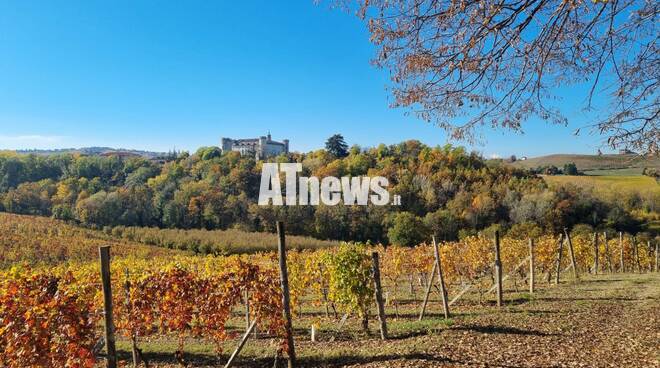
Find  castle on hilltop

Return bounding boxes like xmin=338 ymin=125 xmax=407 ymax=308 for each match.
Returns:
xmin=221 ymin=133 xmax=289 ymax=159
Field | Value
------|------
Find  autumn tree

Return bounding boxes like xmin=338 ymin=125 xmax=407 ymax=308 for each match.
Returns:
xmin=387 ymin=211 xmax=429 ymax=246
xmin=336 ymin=0 xmax=658 ymax=154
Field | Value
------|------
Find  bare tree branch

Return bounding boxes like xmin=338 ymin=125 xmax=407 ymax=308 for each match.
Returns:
xmin=332 ymin=0 xmax=659 ymax=155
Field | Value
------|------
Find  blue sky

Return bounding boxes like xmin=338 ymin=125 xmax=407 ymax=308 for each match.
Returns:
xmin=0 ymin=1 xmax=611 ymax=158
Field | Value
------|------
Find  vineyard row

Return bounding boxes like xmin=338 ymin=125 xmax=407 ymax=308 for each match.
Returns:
xmin=1 ymin=227 xmax=658 ymax=367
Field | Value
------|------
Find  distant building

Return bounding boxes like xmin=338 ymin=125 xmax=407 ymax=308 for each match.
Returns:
xmin=619 ymin=148 xmax=635 ymax=155
xmin=221 ymin=133 xmax=289 ymax=159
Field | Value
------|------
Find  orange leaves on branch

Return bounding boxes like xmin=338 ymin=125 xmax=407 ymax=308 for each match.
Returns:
xmin=113 ymin=259 xmax=287 ymax=354
xmin=0 ymin=271 xmax=97 ymax=368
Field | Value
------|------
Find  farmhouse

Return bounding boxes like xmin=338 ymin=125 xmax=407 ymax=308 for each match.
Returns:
xmin=221 ymin=133 xmax=289 ymax=159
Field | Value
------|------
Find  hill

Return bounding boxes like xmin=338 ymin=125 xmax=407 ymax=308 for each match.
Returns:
xmin=0 ymin=212 xmax=181 ymax=268
xmin=509 ymin=153 xmax=659 ymax=175
xmin=543 ymin=175 xmax=659 ymax=195
xmin=14 ymin=146 xmax=167 ymax=159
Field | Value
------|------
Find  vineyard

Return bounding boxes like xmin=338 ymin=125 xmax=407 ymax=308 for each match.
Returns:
xmin=1 ymin=212 xmax=658 ymax=367
xmin=0 ymin=213 xmax=181 ymax=268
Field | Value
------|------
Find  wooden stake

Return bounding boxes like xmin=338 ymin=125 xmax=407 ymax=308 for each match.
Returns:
xmin=494 ymin=231 xmax=503 ymax=307
xmin=448 ymin=283 xmax=472 ymax=306
xmin=418 ymin=261 xmax=437 ymax=321
xmin=487 ymin=256 xmax=530 ymax=294
xmin=408 ymin=274 xmax=416 ymax=302
xmin=604 ymin=231 xmax=613 ymax=273
xmin=593 ymin=232 xmax=599 ymax=274
xmin=619 ymin=232 xmax=624 ymax=273
xmin=329 ymin=313 xmax=349 ymax=342
xmin=555 ymin=234 xmax=564 ymax=285
xmin=654 ymin=241 xmax=658 ymax=273
xmin=635 ymin=239 xmax=642 ymax=273
xmin=244 ymin=289 xmax=250 ymax=331
xmin=631 ymin=237 xmax=637 ymax=273
xmin=529 ymin=238 xmax=535 ymax=294
xmin=224 ymin=319 xmax=258 ymax=368
xmin=371 ymin=252 xmax=388 ymax=340
xmin=99 ymin=246 xmax=117 ymax=368
xmin=310 ymin=324 xmax=317 ymax=342
xmin=124 ymin=269 xmax=141 ymax=368
xmin=564 ymin=228 xmax=579 ymax=280
xmin=432 ymin=236 xmax=450 ymax=317
xmin=276 ymin=222 xmax=295 ymax=368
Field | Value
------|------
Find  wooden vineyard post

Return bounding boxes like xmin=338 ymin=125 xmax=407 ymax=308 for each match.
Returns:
xmin=494 ymin=231 xmax=503 ymax=307
xmin=529 ymin=238 xmax=535 ymax=294
xmin=555 ymin=234 xmax=564 ymax=285
xmin=276 ymin=222 xmax=296 ymax=368
xmin=371 ymin=252 xmax=388 ymax=340
xmin=318 ymin=264 xmax=331 ymax=318
xmin=418 ymin=260 xmax=437 ymax=321
xmin=245 ymin=289 xmax=257 ymax=337
xmin=635 ymin=239 xmax=642 ymax=273
xmin=224 ymin=319 xmax=258 ymax=368
xmin=244 ymin=289 xmax=250 ymax=330
xmin=593 ymin=232 xmax=599 ymax=274
xmin=631 ymin=237 xmax=638 ymax=273
xmin=99 ymin=246 xmax=117 ymax=368
xmin=432 ymin=236 xmax=450 ymax=318
xmin=619 ymin=232 xmax=624 ymax=273
xmin=564 ymin=228 xmax=579 ymax=280
xmin=604 ymin=231 xmax=613 ymax=273
xmin=654 ymin=241 xmax=658 ymax=273
xmin=124 ymin=269 xmax=141 ymax=368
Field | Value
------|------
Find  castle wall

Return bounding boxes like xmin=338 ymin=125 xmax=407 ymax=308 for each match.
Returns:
xmin=221 ymin=134 xmax=288 ymax=158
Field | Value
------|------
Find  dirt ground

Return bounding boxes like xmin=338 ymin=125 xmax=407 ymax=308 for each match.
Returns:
xmin=112 ymin=272 xmax=660 ymax=368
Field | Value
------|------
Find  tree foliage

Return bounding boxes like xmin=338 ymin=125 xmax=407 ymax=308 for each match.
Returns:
xmin=325 ymin=134 xmax=349 ymax=158
xmin=337 ymin=0 xmax=659 ymax=154
xmin=0 ymin=140 xmax=654 ymax=242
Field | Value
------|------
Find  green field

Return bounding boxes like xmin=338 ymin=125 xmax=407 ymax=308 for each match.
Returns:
xmin=582 ymin=167 xmax=646 ymax=176
xmin=510 ymin=153 xmax=659 ymax=172
xmin=543 ymin=174 xmax=659 ymax=194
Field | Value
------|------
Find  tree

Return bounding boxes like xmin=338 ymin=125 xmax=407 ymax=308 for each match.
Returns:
xmin=338 ymin=0 xmax=659 ymax=154
xmin=606 ymin=205 xmax=641 ymax=233
xmin=75 ymin=191 xmax=122 ymax=226
xmin=325 ymin=134 xmax=349 ymax=158
xmin=2 ymin=180 xmax=55 ymax=216
xmin=387 ymin=211 xmax=429 ymax=246
xmin=424 ymin=209 xmax=462 ymax=241
xmin=563 ymin=162 xmax=579 ymax=176
xmin=196 ymin=146 xmax=222 ymax=160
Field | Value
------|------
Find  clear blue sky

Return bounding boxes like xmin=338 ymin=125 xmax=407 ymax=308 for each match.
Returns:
xmin=0 ymin=1 xmax=611 ymax=158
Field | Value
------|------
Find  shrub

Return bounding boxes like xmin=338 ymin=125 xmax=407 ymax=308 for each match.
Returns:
xmin=387 ymin=211 xmax=429 ymax=246
xmin=507 ymin=222 xmax=543 ymax=240
xmin=323 ymin=243 xmax=373 ymax=331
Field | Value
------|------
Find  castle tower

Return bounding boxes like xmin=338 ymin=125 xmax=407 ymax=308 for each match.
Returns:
xmin=220 ymin=138 xmax=233 ymax=152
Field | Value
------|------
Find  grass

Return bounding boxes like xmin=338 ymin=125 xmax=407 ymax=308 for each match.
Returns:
xmin=543 ymin=174 xmax=659 ymax=195
xmin=582 ymin=167 xmax=646 ymax=176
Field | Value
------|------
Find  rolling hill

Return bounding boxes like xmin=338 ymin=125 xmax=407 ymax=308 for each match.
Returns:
xmin=510 ymin=153 xmax=660 ymax=175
